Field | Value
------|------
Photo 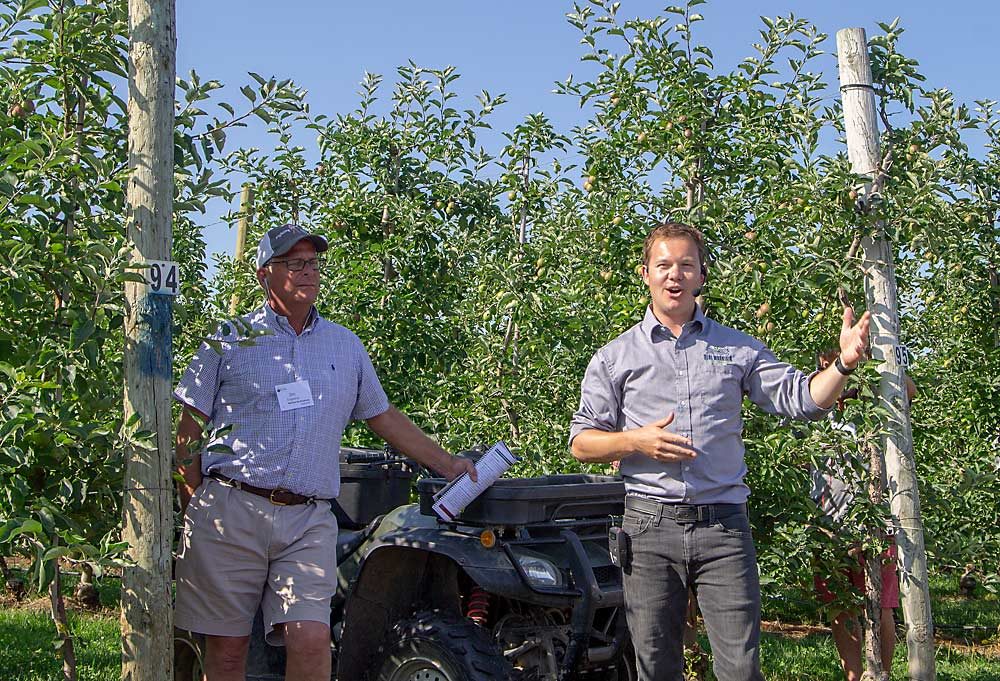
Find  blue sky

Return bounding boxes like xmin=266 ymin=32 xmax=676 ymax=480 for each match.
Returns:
xmin=176 ymin=1 xmax=999 ymax=262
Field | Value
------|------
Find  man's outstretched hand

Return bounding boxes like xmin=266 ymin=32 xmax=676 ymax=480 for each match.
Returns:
xmin=839 ymin=305 xmax=871 ymax=368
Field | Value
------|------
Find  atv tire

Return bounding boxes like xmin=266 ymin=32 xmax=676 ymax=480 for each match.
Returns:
xmin=375 ymin=609 xmax=515 ymax=681
xmin=173 ymin=629 xmax=204 ymax=681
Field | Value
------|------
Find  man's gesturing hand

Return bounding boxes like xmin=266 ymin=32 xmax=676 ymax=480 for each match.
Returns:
xmin=630 ymin=412 xmax=697 ymax=463
xmin=839 ymin=305 xmax=871 ymax=368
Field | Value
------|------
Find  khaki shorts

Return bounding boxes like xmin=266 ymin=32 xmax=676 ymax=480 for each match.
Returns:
xmin=174 ymin=477 xmax=338 ymax=645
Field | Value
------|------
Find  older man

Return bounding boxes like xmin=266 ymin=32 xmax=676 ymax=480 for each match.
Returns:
xmin=173 ymin=223 xmax=474 ymax=681
xmin=570 ymin=222 xmax=870 ymax=681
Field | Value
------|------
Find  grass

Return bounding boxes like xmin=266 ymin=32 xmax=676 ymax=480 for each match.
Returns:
xmin=0 ymin=568 xmax=996 ymax=680
xmin=753 ymin=571 xmax=1000 ymax=680
xmin=760 ymin=630 xmax=1000 ymax=681
xmin=931 ymin=574 xmax=1000 ymax=646
xmin=0 ymin=606 xmax=119 ymax=681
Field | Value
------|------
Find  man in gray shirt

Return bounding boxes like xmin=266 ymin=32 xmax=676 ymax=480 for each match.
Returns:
xmin=570 ymin=222 xmax=870 ymax=681
xmin=174 ymin=224 xmax=475 ymax=681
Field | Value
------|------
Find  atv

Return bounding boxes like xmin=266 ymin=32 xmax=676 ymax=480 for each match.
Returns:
xmin=175 ymin=447 xmax=634 ymax=681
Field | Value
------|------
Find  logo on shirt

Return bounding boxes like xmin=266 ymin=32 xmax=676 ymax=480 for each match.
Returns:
xmin=703 ymin=346 xmax=735 ymax=365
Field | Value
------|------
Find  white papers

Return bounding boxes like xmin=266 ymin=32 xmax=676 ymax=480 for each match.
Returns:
xmin=432 ymin=441 xmax=518 ymax=521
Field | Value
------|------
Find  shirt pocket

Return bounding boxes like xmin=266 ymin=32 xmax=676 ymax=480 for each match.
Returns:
xmin=304 ymin=350 xmax=356 ymax=423
xmin=221 ymin=343 xmax=291 ymax=408
xmin=255 ymin=391 xmax=280 ymax=412
xmin=701 ymin=363 xmax=744 ymax=412
xmin=705 ymin=361 xmax=742 ymax=378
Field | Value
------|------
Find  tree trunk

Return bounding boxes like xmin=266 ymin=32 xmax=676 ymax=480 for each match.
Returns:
xmin=990 ymin=267 xmax=999 ymax=349
xmin=500 ymin=155 xmax=531 ymax=443
xmin=382 ymin=145 xmax=400 ymax=283
xmin=380 ymin=203 xmax=397 ymax=283
xmin=229 ymin=184 xmax=254 ymax=315
xmin=682 ymin=595 xmax=709 ymax=681
xmin=122 ymin=1 xmax=176 ymax=680
xmin=837 ymin=27 xmax=935 ymax=680
xmin=49 ymin=557 xmax=78 ymax=681
xmin=54 ymin=0 xmax=93 ymax=310
xmin=863 ymin=440 xmax=888 ymax=681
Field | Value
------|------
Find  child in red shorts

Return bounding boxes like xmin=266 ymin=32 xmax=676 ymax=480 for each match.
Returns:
xmin=810 ymin=349 xmax=915 ymax=681
xmin=813 ymin=543 xmax=899 ymax=681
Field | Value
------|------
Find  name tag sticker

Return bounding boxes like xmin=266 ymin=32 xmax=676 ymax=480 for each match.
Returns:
xmin=275 ymin=381 xmax=314 ymax=411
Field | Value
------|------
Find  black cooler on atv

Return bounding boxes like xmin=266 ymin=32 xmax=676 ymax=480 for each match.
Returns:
xmin=335 ymin=447 xmax=416 ymax=529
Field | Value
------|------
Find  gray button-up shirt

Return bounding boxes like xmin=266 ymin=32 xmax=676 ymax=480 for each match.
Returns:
xmin=570 ymin=306 xmax=828 ymax=504
xmin=174 ymin=304 xmax=389 ymax=499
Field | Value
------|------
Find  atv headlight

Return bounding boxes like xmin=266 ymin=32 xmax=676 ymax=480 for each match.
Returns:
xmin=511 ymin=550 xmax=564 ymax=587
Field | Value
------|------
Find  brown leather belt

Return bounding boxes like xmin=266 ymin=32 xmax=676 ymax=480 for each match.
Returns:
xmin=208 ymin=472 xmax=323 ymax=506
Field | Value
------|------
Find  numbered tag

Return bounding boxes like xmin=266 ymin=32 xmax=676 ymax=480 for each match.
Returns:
xmin=892 ymin=344 xmax=911 ymax=368
xmin=146 ymin=260 xmax=180 ymax=296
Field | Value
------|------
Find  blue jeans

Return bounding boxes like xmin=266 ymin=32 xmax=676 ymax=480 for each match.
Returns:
xmin=622 ymin=499 xmax=763 ymax=681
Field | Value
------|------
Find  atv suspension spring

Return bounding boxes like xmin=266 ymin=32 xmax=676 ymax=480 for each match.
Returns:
xmin=466 ymin=587 xmax=491 ymax=626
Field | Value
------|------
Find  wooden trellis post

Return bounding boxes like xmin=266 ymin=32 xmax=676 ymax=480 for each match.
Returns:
xmin=837 ymin=27 xmax=936 ymax=681
xmin=230 ymin=184 xmax=254 ymax=315
xmin=122 ymin=0 xmax=176 ymax=679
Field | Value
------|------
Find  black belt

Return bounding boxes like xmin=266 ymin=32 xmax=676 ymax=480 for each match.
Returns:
xmin=625 ymin=496 xmax=746 ymax=524
xmin=208 ymin=472 xmax=325 ymax=506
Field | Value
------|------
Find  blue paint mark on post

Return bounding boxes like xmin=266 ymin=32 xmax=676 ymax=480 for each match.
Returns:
xmin=136 ymin=294 xmax=173 ymax=380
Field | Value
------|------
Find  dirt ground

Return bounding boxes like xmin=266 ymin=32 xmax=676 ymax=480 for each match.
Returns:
xmin=0 ymin=589 xmax=116 ymax=615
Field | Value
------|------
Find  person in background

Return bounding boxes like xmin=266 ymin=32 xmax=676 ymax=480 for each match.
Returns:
xmin=810 ymin=348 xmax=916 ymax=681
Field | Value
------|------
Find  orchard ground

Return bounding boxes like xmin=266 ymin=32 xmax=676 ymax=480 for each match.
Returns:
xmin=1 ymin=564 xmax=998 ymax=681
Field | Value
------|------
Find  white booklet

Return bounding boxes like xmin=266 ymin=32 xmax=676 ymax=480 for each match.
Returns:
xmin=432 ymin=441 xmax=518 ymax=521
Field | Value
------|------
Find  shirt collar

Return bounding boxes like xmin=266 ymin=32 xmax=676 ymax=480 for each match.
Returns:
xmin=263 ymin=303 xmax=319 ymax=336
xmin=641 ymin=304 xmax=707 ymax=340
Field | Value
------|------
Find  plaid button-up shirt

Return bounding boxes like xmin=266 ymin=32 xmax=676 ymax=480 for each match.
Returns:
xmin=174 ymin=304 xmax=389 ymax=499
xmin=570 ymin=306 xmax=828 ymax=504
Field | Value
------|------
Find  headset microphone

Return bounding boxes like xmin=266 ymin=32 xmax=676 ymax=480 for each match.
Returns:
xmin=692 ymin=264 xmax=707 ymax=297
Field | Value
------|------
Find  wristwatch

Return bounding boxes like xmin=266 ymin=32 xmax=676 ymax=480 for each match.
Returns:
xmin=834 ymin=356 xmax=857 ymax=376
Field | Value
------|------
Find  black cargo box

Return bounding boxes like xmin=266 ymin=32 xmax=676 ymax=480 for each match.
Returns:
xmin=335 ymin=447 xmax=415 ymax=529
xmin=417 ymin=474 xmax=624 ymax=525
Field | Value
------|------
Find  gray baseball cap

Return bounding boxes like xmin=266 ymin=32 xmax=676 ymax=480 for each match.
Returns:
xmin=256 ymin=223 xmax=329 ymax=269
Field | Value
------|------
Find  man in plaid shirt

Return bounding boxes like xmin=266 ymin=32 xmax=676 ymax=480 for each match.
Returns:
xmin=173 ymin=224 xmax=475 ymax=681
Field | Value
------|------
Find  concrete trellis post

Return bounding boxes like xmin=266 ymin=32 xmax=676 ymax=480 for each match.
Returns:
xmin=837 ymin=26 xmax=936 ymax=681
